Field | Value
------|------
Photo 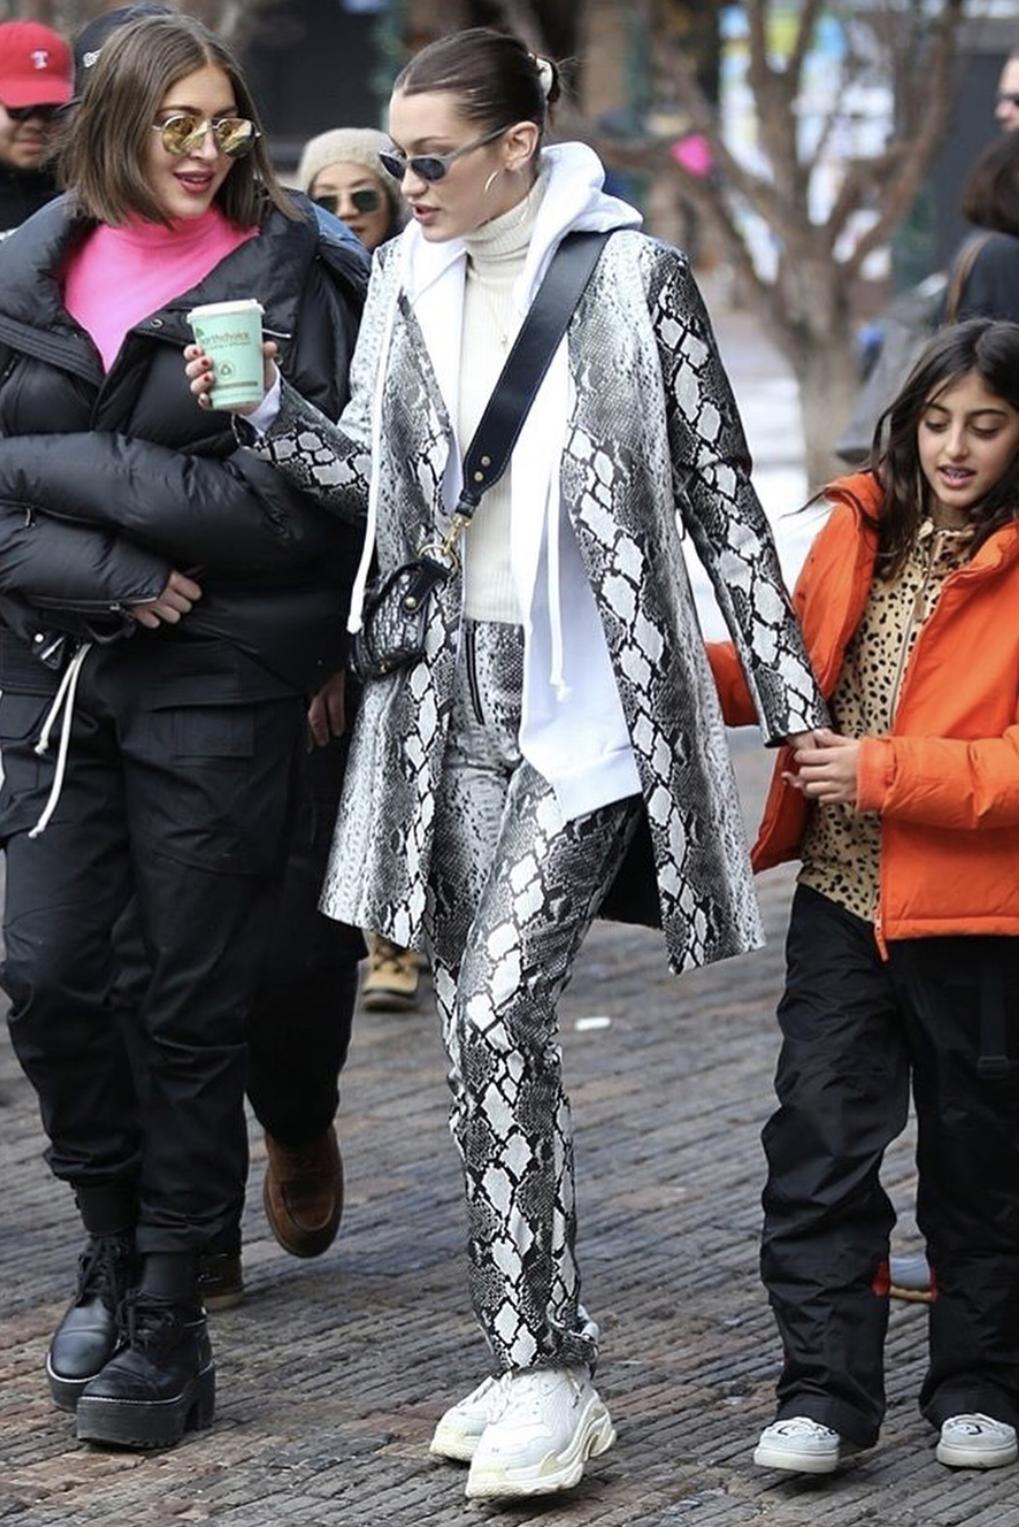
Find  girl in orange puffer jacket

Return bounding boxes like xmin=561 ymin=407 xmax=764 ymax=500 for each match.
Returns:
xmin=709 ymin=319 xmax=1019 ymax=1478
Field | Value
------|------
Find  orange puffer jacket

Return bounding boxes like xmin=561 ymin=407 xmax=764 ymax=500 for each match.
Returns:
xmin=707 ymin=471 xmax=1019 ymax=946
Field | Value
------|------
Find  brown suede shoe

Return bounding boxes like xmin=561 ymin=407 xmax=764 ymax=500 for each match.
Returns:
xmin=262 ymin=1125 xmax=344 ymax=1259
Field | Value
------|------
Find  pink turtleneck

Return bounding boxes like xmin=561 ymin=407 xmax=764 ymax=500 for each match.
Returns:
xmin=63 ymin=205 xmax=258 ymax=372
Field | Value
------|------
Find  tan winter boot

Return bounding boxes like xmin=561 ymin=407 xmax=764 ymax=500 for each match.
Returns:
xmin=360 ymin=933 xmax=423 ymax=1013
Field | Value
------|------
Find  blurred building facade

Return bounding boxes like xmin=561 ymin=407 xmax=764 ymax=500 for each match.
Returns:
xmin=243 ymin=0 xmax=387 ymax=174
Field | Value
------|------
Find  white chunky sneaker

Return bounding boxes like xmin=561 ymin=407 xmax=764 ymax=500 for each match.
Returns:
xmin=936 ymin=1414 xmax=1018 ymax=1469
xmin=754 ymin=1416 xmax=861 ymax=1474
xmin=464 ymin=1367 xmax=615 ymax=1500
xmin=429 ymin=1375 xmax=504 ymax=1463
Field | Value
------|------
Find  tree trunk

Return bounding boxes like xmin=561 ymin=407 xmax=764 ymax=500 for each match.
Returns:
xmin=795 ymin=338 xmax=862 ymax=493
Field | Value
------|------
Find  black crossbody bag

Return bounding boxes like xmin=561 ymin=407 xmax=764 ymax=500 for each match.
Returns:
xmin=351 ymin=229 xmax=611 ymax=683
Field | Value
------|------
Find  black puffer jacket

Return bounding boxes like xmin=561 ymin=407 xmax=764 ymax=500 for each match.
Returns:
xmin=0 ymin=192 xmax=367 ymax=694
xmin=0 ymin=163 xmax=59 ymax=235
xmin=955 ymin=230 xmax=1019 ymax=326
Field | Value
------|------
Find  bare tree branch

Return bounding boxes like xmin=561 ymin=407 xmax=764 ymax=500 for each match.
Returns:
xmin=740 ymin=0 xmax=809 ymax=211
xmin=745 ymin=0 xmax=772 ymax=103
xmin=584 ymin=0 xmax=968 ymax=475
xmin=656 ymin=41 xmax=807 ymax=247
xmin=678 ymin=176 xmax=794 ymax=353
xmin=841 ymin=0 xmax=966 ymax=279
xmin=788 ymin=0 xmax=825 ymax=90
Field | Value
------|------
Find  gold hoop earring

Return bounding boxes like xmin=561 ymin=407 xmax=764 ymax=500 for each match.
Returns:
xmin=483 ymin=168 xmax=501 ymax=195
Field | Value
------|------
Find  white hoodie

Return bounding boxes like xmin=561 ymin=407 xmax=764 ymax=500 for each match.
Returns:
xmin=354 ymin=142 xmax=645 ymax=822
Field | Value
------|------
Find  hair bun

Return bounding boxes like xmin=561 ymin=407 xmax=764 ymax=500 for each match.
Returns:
xmin=532 ymin=54 xmax=560 ymax=105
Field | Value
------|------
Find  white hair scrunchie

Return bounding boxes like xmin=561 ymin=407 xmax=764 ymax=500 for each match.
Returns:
xmin=533 ymin=54 xmax=555 ymax=99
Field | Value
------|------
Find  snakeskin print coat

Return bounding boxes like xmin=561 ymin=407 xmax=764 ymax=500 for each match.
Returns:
xmin=252 ymin=229 xmax=828 ymax=975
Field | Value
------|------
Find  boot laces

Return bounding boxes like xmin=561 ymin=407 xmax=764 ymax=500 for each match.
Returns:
xmin=123 ymin=1291 xmax=181 ymax=1354
xmin=75 ymin=1233 xmax=134 ymax=1313
xmin=74 ymin=1240 xmax=106 ymax=1304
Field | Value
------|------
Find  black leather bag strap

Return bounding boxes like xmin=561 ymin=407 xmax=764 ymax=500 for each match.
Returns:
xmin=456 ymin=229 xmax=611 ymax=519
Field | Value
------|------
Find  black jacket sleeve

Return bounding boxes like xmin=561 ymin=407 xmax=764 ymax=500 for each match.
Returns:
xmin=956 ymin=232 xmax=1019 ymax=325
xmin=0 ymin=238 xmax=366 ymax=581
xmin=0 ymin=503 xmax=169 ymax=610
xmin=0 ymin=429 xmax=347 ymax=577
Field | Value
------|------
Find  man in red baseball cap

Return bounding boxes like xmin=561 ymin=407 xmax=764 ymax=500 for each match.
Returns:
xmin=0 ymin=21 xmax=73 ymax=233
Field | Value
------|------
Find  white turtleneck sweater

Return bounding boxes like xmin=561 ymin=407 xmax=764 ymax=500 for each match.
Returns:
xmin=458 ymin=177 xmax=546 ymax=623
xmin=342 ymin=141 xmax=645 ymax=821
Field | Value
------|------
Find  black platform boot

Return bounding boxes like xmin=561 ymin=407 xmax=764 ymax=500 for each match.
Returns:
xmin=47 ymin=1231 xmax=137 ymax=1411
xmin=75 ymin=1254 xmax=214 ymax=1450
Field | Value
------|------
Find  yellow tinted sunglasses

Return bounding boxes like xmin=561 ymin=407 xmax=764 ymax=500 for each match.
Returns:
xmin=153 ymin=113 xmax=259 ymax=159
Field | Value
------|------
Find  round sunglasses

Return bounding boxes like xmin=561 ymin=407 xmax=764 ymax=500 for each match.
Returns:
xmin=314 ymin=189 xmax=382 ymax=216
xmin=378 ymin=124 xmax=509 ymax=184
xmin=152 ymin=113 xmax=259 ymax=160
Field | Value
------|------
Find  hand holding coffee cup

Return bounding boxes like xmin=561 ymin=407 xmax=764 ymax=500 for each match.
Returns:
xmin=185 ymin=299 xmax=277 ymax=414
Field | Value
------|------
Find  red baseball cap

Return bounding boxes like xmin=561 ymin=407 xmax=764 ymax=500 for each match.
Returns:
xmin=0 ymin=21 xmax=73 ymax=110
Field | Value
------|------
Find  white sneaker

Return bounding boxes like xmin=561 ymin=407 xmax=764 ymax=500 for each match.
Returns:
xmin=754 ymin=1416 xmax=860 ymax=1474
xmin=937 ymin=1414 xmax=1018 ymax=1469
xmin=429 ymin=1375 xmax=504 ymax=1463
xmin=464 ymin=1368 xmax=615 ymax=1500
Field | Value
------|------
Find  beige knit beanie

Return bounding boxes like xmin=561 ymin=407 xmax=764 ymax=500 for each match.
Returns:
xmin=296 ymin=127 xmax=403 ymax=226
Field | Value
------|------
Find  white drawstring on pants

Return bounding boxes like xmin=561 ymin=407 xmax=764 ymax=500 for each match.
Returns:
xmin=28 ymin=641 xmax=93 ymax=839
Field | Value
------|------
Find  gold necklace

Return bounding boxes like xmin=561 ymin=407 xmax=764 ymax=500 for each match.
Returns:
xmin=471 ymin=275 xmax=515 ymax=351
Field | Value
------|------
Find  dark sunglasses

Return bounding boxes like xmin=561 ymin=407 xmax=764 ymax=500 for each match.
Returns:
xmin=999 ymin=92 xmax=1019 ymax=109
xmin=314 ymin=189 xmax=382 ymax=216
xmin=152 ymin=113 xmax=259 ymax=159
xmin=3 ymin=102 xmax=62 ymax=123
xmin=378 ymin=124 xmax=509 ymax=184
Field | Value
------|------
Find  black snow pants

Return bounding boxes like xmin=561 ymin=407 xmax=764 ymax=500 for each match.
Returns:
xmin=762 ymin=884 xmax=1019 ymax=1446
xmin=0 ymin=635 xmax=317 ymax=1255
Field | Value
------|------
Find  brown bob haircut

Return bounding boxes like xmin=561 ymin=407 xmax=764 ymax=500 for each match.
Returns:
xmin=60 ymin=12 xmax=297 ymax=229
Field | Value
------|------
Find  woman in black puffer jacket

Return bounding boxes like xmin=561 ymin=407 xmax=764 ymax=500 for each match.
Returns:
xmin=948 ymin=130 xmax=1019 ymax=325
xmin=0 ymin=13 xmax=365 ymax=1449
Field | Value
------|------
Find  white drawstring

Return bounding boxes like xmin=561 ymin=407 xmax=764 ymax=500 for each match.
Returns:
xmin=29 ymin=641 xmax=93 ymax=839
xmin=348 ymin=276 xmax=404 ymax=636
xmin=546 ymin=469 xmax=570 ymax=702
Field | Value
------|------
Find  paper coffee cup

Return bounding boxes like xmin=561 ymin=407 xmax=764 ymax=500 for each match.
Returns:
xmin=187 ymin=298 xmax=265 ymax=408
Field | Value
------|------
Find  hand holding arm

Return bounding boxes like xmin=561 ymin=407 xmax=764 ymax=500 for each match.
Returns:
xmin=128 ymin=570 xmax=202 ymax=630
xmin=784 ymin=729 xmax=861 ymax=806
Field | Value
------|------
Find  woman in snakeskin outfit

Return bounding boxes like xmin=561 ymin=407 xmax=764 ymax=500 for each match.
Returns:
xmin=186 ymin=27 xmax=827 ymax=1500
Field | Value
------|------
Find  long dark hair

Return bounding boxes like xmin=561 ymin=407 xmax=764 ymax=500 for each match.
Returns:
xmin=961 ymin=131 xmax=1019 ymax=239
xmin=60 ymin=13 xmax=297 ymax=229
xmin=872 ymin=318 xmax=1019 ymax=577
xmin=393 ymin=27 xmax=561 ymax=140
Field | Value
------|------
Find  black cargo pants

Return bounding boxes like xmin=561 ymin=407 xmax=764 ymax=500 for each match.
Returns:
xmin=762 ymin=884 xmax=1019 ymax=1446
xmin=0 ymin=639 xmax=309 ymax=1255
xmin=111 ymin=727 xmax=362 ymax=1164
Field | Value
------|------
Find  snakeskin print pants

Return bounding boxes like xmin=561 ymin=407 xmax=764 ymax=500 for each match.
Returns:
xmin=424 ymin=619 xmax=641 ymax=1372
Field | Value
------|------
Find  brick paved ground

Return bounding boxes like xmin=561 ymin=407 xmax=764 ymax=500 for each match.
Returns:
xmin=2 ymin=737 xmax=1016 ymax=1527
